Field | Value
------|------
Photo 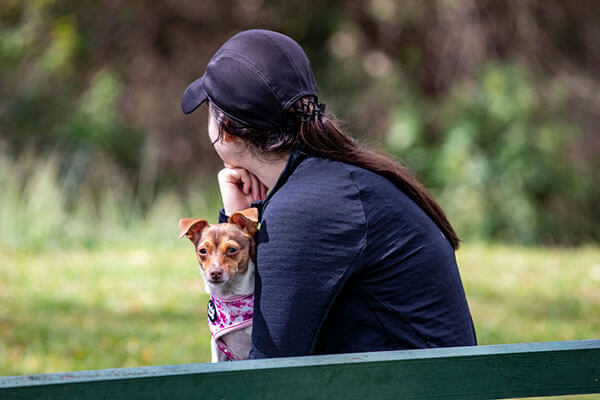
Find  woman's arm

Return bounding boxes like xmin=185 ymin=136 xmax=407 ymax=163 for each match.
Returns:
xmin=217 ymin=166 xmax=268 ymax=215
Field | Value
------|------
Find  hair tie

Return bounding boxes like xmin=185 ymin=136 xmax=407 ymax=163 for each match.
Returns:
xmin=297 ymin=100 xmax=326 ymax=123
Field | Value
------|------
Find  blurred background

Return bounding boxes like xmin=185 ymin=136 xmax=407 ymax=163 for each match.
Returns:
xmin=1 ymin=0 xmax=599 ymax=377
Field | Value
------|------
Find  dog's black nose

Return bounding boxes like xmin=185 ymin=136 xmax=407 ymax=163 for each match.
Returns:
xmin=210 ymin=268 xmax=223 ymax=281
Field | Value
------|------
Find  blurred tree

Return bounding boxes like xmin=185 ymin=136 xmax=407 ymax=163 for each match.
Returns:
xmin=387 ymin=63 xmax=591 ymax=243
xmin=0 ymin=0 xmax=598 ymax=244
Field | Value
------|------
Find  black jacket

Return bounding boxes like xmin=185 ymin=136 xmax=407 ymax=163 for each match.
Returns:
xmin=220 ymin=150 xmax=476 ymax=358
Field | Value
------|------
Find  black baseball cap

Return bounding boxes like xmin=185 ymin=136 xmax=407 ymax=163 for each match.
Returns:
xmin=182 ymin=29 xmax=318 ymax=129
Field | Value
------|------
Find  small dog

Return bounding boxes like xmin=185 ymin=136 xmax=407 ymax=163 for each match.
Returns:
xmin=179 ymin=208 xmax=258 ymax=362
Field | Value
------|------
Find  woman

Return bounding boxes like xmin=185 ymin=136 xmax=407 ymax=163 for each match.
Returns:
xmin=182 ymin=29 xmax=476 ymax=359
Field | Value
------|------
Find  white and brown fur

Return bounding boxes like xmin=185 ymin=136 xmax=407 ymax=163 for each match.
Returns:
xmin=179 ymin=208 xmax=258 ymax=362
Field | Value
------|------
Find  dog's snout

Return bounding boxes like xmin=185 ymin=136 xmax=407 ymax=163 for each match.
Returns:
xmin=210 ymin=268 xmax=224 ymax=281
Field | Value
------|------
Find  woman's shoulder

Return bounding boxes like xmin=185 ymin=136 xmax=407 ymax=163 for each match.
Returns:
xmin=293 ymin=156 xmax=352 ymax=179
xmin=269 ymin=155 xmax=403 ymax=209
xmin=266 ymin=156 xmax=366 ymax=223
xmin=279 ymin=156 xmax=442 ymax=236
xmin=289 ymin=156 xmax=400 ymax=200
xmin=281 ymin=157 xmax=359 ymax=198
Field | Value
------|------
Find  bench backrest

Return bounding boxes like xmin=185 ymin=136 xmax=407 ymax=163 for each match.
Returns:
xmin=1 ymin=340 xmax=599 ymax=399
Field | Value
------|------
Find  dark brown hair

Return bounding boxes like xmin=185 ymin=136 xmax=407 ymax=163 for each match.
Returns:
xmin=209 ymin=97 xmax=460 ymax=250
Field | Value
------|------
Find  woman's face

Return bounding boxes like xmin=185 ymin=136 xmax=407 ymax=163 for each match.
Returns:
xmin=208 ymin=113 xmax=246 ymax=168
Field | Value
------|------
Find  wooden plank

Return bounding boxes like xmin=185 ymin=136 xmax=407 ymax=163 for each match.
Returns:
xmin=1 ymin=340 xmax=599 ymax=400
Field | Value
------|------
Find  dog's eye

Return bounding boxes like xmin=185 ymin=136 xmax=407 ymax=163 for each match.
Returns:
xmin=198 ymin=248 xmax=207 ymax=255
xmin=227 ymin=247 xmax=238 ymax=254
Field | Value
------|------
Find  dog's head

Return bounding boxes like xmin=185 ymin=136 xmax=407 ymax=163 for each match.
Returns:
xmin=179 ymin=208 xmax=258 ymax=287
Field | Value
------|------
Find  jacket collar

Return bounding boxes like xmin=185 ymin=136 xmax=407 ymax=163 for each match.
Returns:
xmin=251 ymin=149 xmax=307 ymax=217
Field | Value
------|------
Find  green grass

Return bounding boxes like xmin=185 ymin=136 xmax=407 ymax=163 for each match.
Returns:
xmin=457 ymin=244 xmax=600 ymax=345
xmin=0 ymin=245 xmax=212 ymax=375
xmin=1 ymin=243 xmax=599 ymax=377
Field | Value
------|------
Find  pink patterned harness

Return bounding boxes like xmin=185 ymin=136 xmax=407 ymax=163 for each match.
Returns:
xmin=207 ymin=293 xmax=254 ymax=361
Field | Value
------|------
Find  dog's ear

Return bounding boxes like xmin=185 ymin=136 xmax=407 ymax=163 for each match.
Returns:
xmin=178 ymin=218 xmax=208 ymax=243
xmin=228 ymin=208 xmax=258 ymax=236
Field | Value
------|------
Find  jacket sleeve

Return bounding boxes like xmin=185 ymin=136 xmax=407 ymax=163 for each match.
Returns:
xmin=218 ymin=208 xmax=229 ymax=223
xmin=249 ymin=162 xmax=367 ymax=358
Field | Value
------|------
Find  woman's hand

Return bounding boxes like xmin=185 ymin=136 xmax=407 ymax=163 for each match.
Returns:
xmin=217 ymin=166 xmax=268 ymax=215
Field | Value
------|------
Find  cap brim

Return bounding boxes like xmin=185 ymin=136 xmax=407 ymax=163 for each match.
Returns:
xmin=182 ymin=76 xmax=208 ymax=114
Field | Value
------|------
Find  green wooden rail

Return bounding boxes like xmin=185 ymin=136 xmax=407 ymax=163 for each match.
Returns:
xmin=1 ymin=340 xmax=599 ymax=399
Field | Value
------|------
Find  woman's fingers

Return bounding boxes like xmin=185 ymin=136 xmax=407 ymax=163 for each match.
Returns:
xmin=247 ymin=172 xmax=268 ymax=202
xmin=259 ymin=180 xmax=268 ymax=200
xmin=221 ymin=167 xmax=250 ymax=195
xmin=250 ymin=173 xmax=260 ymax=202
xmin=238 ymin=168 xmax=251 ymax=195
xmin=217 ymin=168 xmax=252 ymax=215
xmin=217 ymin=166 xmax=269 ymax=215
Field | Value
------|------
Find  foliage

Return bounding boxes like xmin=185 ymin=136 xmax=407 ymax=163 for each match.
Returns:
xmin=385 ymin=63 xmax=597 ymax=244
xmin=0 ymin=1 xmax=142 ymax=187
xmin=0 ymin=146 xmax=220 ymax=251
xmin=1 ymin=0 xmax=599 ymax=244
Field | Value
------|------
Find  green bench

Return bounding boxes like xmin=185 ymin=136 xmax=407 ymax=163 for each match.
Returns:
xmin=1 ymin=340 xmax=598 ymax=399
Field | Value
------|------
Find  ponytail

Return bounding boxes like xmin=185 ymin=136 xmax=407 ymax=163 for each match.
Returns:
xmin=299 ymin=113 xmax=460 ymax=250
